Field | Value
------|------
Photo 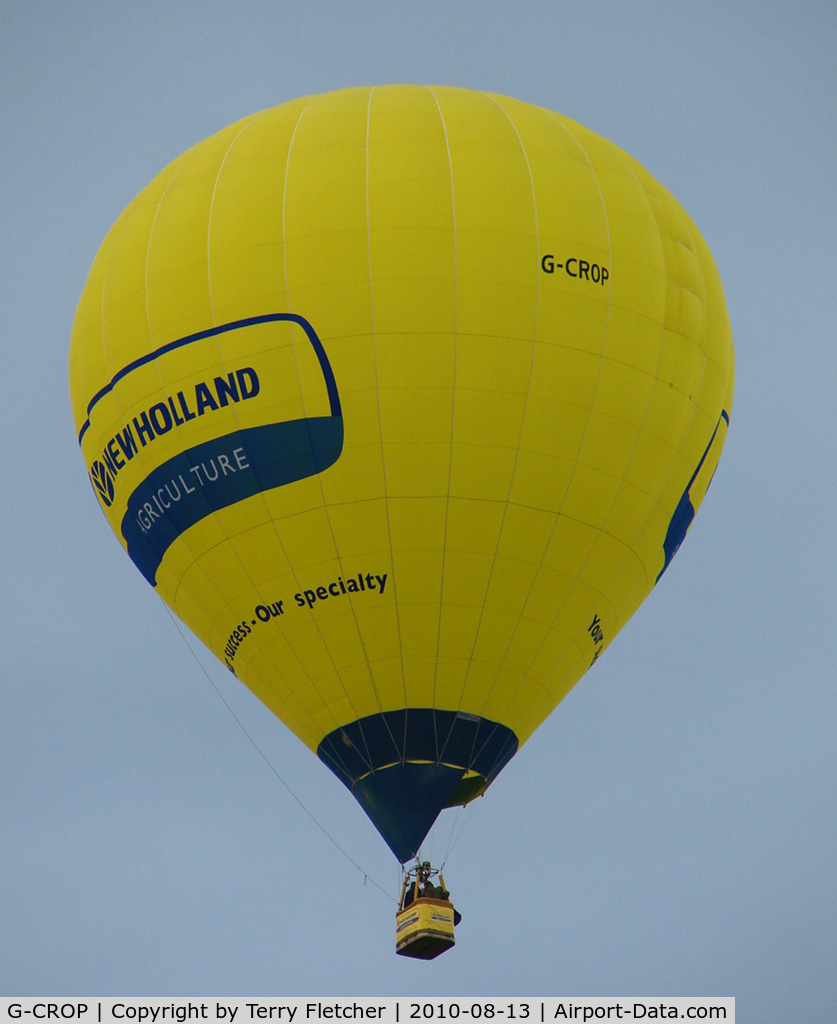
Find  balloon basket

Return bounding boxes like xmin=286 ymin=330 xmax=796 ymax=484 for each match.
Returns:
xmin=395 ymin=898 xmax=456 ymax=960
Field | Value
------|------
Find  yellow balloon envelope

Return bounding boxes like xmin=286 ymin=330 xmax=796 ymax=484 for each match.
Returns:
xmin=69 ymin=86 xmax=734 ymax=862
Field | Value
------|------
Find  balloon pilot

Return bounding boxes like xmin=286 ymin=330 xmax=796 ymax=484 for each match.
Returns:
xmin=395 ymin=860 xmax=460 ymax=959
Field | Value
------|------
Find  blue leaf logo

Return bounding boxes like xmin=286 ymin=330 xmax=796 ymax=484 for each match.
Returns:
xmin=90 ymin=460 xmax=115 ymax=507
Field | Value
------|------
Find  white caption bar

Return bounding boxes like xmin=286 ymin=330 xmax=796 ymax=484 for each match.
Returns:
xmin=0 ymin=997 xmax=734 ymax=1023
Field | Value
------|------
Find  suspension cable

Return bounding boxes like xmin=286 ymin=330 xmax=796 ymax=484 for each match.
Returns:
xmin=163 ymin=607 xmax=396 ymax=904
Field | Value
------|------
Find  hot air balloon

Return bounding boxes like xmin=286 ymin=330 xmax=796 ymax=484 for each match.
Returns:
xmin=69 ymin=85 xmax=733 ymax=958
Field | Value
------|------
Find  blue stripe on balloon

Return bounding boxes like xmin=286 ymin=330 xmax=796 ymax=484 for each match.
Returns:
xmin=122 ymin=415 xmax=343 ymax=586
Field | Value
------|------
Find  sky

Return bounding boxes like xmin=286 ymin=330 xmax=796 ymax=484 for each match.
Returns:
xmin=2 ymin=0 xmax=835 ymax=1015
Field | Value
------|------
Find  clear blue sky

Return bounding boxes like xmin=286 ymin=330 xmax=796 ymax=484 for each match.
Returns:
xmin=2 ymin=2 xmax=835 ymax=1017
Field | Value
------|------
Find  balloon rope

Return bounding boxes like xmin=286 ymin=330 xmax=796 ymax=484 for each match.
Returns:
xmin=438 ymin=800 xmax=479 ymax=873
xmin=163 ymin=607 xmax=396 ymax=904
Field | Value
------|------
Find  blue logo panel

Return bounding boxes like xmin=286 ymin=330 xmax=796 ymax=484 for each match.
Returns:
xmin=122 ymin=416 xmax=343 ymax=585
xmin=80 ymin=314 xmax=345 ymax=586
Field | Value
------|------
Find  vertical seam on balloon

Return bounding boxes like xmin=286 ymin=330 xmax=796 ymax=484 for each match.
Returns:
xmin=526 ymin=119 xmax=617 ymax=712
xmin=89 ymin=160 xmax=180 ymax=462
xmin=529 ymin=160 xmax=708 ymax=713
xmin=280 ymin=95 xmax=382 ymax=770
xmin=426 ymin=84 xmax=459 ymax=768
xmin=207 ymin=119 xmax=253 ymax=324
xmin=200 ymin=117 xmax=317 ymax=736
xmin=510 ymin=135 xmax=667 ymax=721
xmin=593 ymin=175 xmax=704 ymax=606
xmin=200 ymin=117 xmax=313 ymax=722
xmin=96 ymin=166 xmax=171 ymax=411
xmin=95 ymin=210 xmax=123 ymax=452
xmin=363 ymin=85 xmax=407 ymax=765
xmin=142 ymin=160 xmax=213 ymax=612
xmin=581 ymin=168 xmax=708 ymax=622
xmin=142 ymin=164 xmax=183 ymax=391
xmin=129 ymin=156 xmax=253 ymax=668
xmin=482 ymin=112 xmax=618 ymax=743
xmin=446 ymin=93 xmax=543 ymax=771
xmin=140 ymin=164 xmax=232 ymax=619
xmin=614 ymin=177 xmax=710 ymax=571
xmin=201 ymin=120 xmax=310 ymax=717
xmin=131 ymin=154 xmax=269 ymax=707
xmin=272 ymin=97 xmax=377 ymax=761
xmin=516 ymin=143 xmax=667 ymax=684
xmin=539 ymin=117 xmax=614 ymax=514
xmin=278 ymin=98 xmax=372 ymax=747
xmin=197 ymin=109 xmax=362 ymax=758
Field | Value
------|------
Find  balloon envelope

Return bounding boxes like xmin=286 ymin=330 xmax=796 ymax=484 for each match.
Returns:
xmin=70 ymin=86 xmax=734 ymax=863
